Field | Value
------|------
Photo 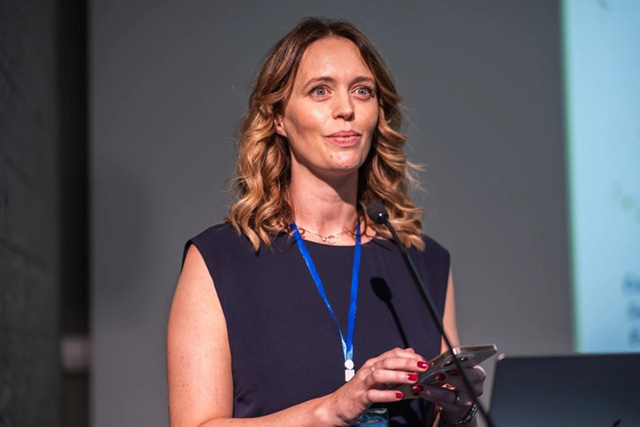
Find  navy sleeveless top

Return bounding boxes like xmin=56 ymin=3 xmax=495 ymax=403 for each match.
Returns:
xmin=187 ymin=223 xmax=450 ymax=426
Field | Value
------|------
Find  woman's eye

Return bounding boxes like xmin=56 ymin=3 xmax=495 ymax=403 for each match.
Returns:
xmin=310 ymin=86 xmax=328 ymax=97
xmin=355 ymin=86 xmax=375 ymax=99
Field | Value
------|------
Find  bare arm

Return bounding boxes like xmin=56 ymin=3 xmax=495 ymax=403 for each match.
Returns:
xmin=167 ymin=244 xmax=234 ymax=425
xmin=167 ymin=245 xmax=429 ymax=427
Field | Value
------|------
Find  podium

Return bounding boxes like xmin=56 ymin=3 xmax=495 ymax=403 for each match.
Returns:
xmin=489 ymin=354 xmax=640 ymax=426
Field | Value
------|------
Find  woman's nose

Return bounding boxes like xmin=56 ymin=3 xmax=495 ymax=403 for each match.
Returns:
xmin=332 ymin=91 xmax=355 ymax=121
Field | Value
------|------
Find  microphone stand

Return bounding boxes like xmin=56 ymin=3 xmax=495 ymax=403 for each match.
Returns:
xmin=367 ymin=203 xmax=495 ymax=427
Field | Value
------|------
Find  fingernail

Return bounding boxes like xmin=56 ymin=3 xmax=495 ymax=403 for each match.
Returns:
xmin=417 ymin=361 xmax=428 ymax=369
xmin=449 ymin=369 xmax=460 ymax=376
xmin=395 ymin=392 xmax=404 ymax=399
xmin=408 ymin=373 xmax=418 ymax=381
xmin=434 ymin=373 xmax=446 ymax=382
xmin=412 ymin=384 xmax=424 ymax=393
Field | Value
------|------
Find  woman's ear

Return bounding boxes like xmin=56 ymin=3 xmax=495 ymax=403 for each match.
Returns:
xmin=274 ymin=115 xmax=287 ymax=138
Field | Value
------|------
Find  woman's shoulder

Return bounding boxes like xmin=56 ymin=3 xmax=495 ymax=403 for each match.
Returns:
xmin=196 ymin=221 xmax=262 ymax=250
xmin=408 ymin=234 xmax=451 ymax=271
xmin=369 ymin=233 xmax=450 ymax=268
xmin=191 ymin=222 xmax=239 ymax=244
xmin=185 ymin=223 xmax=253 ymax=261
xmin=421 ymin=234 xmax=450 ymax=258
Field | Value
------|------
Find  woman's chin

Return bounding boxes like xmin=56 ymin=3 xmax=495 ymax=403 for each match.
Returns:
xmin=327 ymin=154 xmax=367 ymax=173
xmin=325 ymin=159 xmax=364 ymax=174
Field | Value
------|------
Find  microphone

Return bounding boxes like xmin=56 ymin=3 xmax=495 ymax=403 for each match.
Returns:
xmin=366 ymin=201 xmax=494 ymax=427
xmin=366 ymin=202 xmax=407 ymax=256
xmin=366 ymin=202 xmax=389 ymax=225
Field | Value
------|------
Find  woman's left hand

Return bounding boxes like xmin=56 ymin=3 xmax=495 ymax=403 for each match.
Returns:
xmin=412 ymin=366 xmax=486 ymax=422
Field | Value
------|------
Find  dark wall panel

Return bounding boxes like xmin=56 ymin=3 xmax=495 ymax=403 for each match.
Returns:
xmin=0 ymin=1 xmax=62 ymax=426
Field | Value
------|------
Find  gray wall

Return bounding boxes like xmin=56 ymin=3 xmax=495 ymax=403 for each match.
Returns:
xmin=90 ymin=1 xmax=571 ymax=426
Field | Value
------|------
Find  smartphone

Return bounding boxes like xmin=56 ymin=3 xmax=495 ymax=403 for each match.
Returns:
xmin=399 ymin=344 xmax=497 ymax=399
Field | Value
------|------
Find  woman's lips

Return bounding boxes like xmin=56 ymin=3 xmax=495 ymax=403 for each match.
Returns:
xmin=326 ymin=131 xmax=361 ymax=147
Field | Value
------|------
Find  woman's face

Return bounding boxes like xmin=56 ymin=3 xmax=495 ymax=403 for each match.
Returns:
xmin=275 ymin=37 xmax=379 ymax=181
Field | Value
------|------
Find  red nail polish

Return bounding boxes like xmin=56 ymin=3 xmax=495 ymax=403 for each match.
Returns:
xmin=408 ymin=373 xmax=418 ymax=381
xmin=449 ymin=369 xmax=460 ymax=376
xmin=417 ymin=361 xmax=428 ymax=369
xmin=395 ymin=392 xmax=404 ymax=399
xmin=434 ymin=373 xmax=446 ymax=382
xmin=412 ymin=384 xmax=424 ymax=393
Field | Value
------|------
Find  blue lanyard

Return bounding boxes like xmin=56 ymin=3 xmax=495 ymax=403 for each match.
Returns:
xmin=291 ymin=222 xmax=361 ymax=382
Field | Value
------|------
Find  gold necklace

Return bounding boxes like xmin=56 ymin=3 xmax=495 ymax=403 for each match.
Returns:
xmin=297 ymin=227 xmax=347 ymax=245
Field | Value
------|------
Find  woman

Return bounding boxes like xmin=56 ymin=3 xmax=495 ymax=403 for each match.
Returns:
xmin=167 ymin=18 xmax=485 ymax=426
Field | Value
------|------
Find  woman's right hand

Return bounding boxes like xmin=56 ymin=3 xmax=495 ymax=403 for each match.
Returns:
xmin=318 ymin=347 xmax=428 ymax=426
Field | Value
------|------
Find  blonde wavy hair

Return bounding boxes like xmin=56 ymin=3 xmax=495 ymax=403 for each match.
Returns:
xmin=227 ymin=17 xmax=425 ymax=251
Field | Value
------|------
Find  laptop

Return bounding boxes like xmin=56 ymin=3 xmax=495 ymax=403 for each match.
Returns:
xmin=489 ymin=353 xmax=640 ymax=427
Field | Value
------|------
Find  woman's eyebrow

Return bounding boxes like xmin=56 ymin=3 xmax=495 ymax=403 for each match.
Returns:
xmin=301 ymin=76 xmax=336 ymax=91
xmin=351 ymin=76 xmax=376 ymax=86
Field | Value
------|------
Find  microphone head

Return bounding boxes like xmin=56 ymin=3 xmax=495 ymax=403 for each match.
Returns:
xmin=366 ymin=201 xmax=389 ymax=225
